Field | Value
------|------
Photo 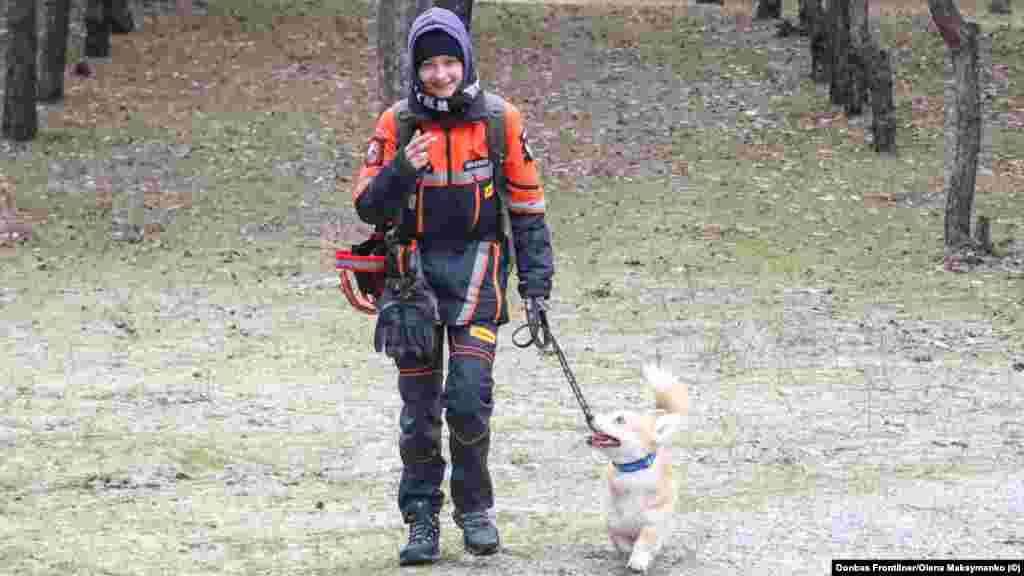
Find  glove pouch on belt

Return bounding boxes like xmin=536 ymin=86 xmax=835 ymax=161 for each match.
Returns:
xmin=373 ymin=244 xmax=440 ymax=363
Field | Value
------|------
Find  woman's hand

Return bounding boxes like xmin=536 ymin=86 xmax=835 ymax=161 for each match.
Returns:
xmin=404 ymin=129 xmax=436 ymax=171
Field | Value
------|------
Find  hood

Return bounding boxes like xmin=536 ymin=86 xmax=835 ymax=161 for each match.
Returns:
xmin=407 ymin=8 xmax=483 ymax=120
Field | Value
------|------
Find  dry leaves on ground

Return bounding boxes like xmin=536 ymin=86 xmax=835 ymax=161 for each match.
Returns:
xmin=0 ymin=175 xmax=46 ymax=253
xmin=46 ymin=14 xmax=373 ymax=146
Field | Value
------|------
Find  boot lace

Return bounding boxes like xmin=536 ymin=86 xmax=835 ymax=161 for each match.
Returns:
xmin=408 ymin=514 xmax=438 ymax=544
xmin=457 ymin=510 xmax=491 ymax=531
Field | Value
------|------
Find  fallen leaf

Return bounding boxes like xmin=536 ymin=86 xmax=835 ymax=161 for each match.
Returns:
xmin=863 ymin=193 xmax=896 ymax=208
xmin=144 ymin=223 xmax=165 ymax=240
xmin=702 ymin=223 xmax=722 ymax=240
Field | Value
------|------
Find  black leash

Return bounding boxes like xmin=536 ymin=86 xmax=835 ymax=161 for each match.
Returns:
xmin=513 ymin=307 xmax=600 ymax=434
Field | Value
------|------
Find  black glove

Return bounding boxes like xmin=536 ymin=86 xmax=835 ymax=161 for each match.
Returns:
xmin=525 ymin=296 xmax=547 ymax=329
xmin=373 ymin=249 xmax=439 ymax=363
xmin=523 ymin=296 xmax=551 ymax=350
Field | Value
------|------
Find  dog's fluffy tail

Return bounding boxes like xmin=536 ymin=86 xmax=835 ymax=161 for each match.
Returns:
xmin=643 ymin=362 xmax=689 ymax=416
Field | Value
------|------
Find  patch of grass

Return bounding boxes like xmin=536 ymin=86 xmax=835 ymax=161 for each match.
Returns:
xmin=0 ymin=477 xmax=391 ymax=575
xmin=679 ymin=413 xmax=740 ymax=450
xmin=509 ymin=447 xmax=532 ymax=466
xmin=990 ymin=23 xmax=1024 ymax=100
xmin=495 ymin=409 xmax=581 ymax=434
xmin=991 ymin=126 xmax=1024 ymax=163
xmin=743 ymin=366 xmax=866 ymax=388
xmin=770 ymin=79 xmax=830 ymax=123
xmin=206 ymin=0 xmax=370 ymax=30
xmin=878 ymin=17 xmax=948 ymax=97
xmin=0 ymin=417 xmax=368 ymax=574
xmin=553 ymin=104 xmax=1023 ymax=349
xmin=891 ymin=461 xmax=992 ymax=482
xmin=500 ymin=510 xmax=607 ymax=545
xmin=682 ymin=462 xmax=818 ymax=512
xmin=707 ymin=46 xmax=772 ymax=82
xmin=475 ymin=2 xmax=552 ymax=50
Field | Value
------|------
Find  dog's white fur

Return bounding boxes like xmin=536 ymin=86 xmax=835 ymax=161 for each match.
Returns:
xmin=587 ymin=363 xmax=688 ymax=574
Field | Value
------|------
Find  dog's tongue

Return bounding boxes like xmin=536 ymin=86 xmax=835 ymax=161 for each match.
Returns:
xmin=588 ymin=432 xmax=618 ymax=447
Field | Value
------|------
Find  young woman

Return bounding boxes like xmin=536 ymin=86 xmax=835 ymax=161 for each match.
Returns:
xmin=350 ymin=7 xmax=555 ymax=566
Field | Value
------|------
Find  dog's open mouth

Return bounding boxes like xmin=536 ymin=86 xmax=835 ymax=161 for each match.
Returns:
xmin=588 ymin=432 xmax=620 ymax=448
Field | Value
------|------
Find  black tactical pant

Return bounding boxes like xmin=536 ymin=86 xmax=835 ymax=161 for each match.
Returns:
xmin=396 ymin=322 xmax=498 ymax=521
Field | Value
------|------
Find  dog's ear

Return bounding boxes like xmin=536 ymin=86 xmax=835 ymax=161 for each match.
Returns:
xmin=653 ymin=413 xmax=682 ymax=444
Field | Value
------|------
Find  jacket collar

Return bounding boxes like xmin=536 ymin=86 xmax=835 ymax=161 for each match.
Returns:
xmin=408 ymin=89 xmax=489 ymax=123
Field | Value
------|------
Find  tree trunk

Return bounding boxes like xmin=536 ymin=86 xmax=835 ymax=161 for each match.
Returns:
xmin=798 ymin=0 xmax=814 ymax=34
xmin=845 ymin=0 xmax=871 ymax=116
xmin=870 ymin=47 xmax=896 ymax=154
xmin=85 ymin=0 xmax=112 ymax=59
xmin=829 ymin=0 xmax=852 ymax=108
xmin=372 ymin=0 xmax=432 ymax=117
xmin=989 ymin=0 xmax=1011 ymax=14
xmin=807 ymin=0 xmax=828 ymax=81
xmin=111 ymin=0 xmax=135 ymax=33
xmin=927 ymin=0 xmax=982 ymax=251
xmin=3 ymin=0 xmax=39 ymax=142
xmin=755 ymin=0 xmax=782 ymax=19
xmin=974 ymin=215 xmax=992 ymax=253
xmin=434 ymin=0 xmax=474 ymax=35
xmin=38 ymin=0 xmax=71 ymax=103
xmin=942 ymin=23 xmax=981 ymax=250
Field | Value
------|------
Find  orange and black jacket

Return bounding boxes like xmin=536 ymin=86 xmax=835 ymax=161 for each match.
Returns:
xmin=352 ymin=97 xmax=554 ymax=327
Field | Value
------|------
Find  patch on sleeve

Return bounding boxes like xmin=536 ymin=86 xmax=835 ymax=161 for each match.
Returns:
xmin=469 ymin=325 xmax=497 ymax=345
xmin=520 ymin=128 xmax=535 ymax=163
xmin=365 ymin=138 xmax=383 ymax=167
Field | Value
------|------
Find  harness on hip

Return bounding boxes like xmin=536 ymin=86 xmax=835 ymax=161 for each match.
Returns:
xmin=337 ymin=92 xmax=512 ymax=315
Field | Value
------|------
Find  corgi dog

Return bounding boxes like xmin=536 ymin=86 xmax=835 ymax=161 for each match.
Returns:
xmin=587 ymin=362 xmax=688 ymax=574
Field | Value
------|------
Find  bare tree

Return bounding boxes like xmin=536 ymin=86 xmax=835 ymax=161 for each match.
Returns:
xmin=111 ymin=0 xmax=135 ymax=33
xmin=38 ymin=0 xmax=72 ymax=103
xmin=989 ymin=0 xmax=1011 ymax=14
xmin=372 ymin=0 xmax=432 ymax=116
xmin=434 ymin=0 xmax=475 ymax=34
xmin=869 ymin=46 xmax=896 ymax=154
xmin=828 ymin=0 xmax=852 ymax=109
xmin=927 ymin=0 xmax=986 ymax=253
xmin=3 ymin=0 xmax=39 ymax=141
xmin=846 ymin=0 xmax=871 ymax=115
xmin=803 ymin=0 xmax=829 ymax=82
xmin=84 ymin=0 xmax=112 ymax=59
xmin=755 ymin=0 xmax=782 ymax=20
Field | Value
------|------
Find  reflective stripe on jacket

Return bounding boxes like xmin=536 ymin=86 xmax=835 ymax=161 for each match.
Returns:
xmin=351 ymin=97 xmax=553 ymax=325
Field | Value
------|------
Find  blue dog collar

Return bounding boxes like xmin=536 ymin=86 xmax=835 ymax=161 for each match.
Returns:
xmin=615 ymin=453 xmax=656 ymax=474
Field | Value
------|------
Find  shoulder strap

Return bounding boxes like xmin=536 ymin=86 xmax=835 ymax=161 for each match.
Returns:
xmin=388 ymin=99 xmax=418 ymax=240
xmin=482 ymin=92 xmax=516 ymax=270
xmin=395 ymin=99 xmax=417 ymax=152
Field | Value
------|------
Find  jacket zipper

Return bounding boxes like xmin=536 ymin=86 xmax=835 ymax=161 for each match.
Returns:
xmin=416 ymin=181 xmax=424 ymax=236
xmin=444 ymin=127 xmax=452 ymax=186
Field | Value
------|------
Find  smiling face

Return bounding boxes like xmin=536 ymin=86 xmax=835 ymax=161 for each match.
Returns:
xmin=417 ymin=55 xmax=464 ymax=99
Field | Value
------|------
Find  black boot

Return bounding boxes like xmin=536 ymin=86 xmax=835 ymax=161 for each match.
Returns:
xmin=399 ymin=500 xmax=440 ymax=566
xmin=456 ymin=510 xmax=499 ymax=556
